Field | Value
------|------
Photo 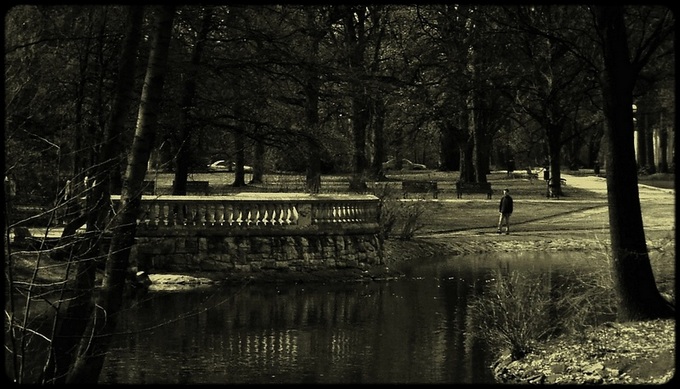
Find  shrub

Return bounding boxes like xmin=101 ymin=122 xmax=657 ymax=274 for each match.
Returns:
xmin=373 ymin=183 xmax=426 ymax=240
xmin=395 ymin=201 xmax=426 ymax=240
xmin=469 ymin=268 xmax=561 ymax=360
xmin=469 ymin=245 xmax=619 ymax=361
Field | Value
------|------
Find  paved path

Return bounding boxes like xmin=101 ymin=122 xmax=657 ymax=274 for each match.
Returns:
xmin=561 ymin=173 xmax=675 ymax=202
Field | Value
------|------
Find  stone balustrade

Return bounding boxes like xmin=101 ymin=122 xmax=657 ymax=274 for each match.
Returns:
xmin=111 ymin=193 xmax=380 ymax=230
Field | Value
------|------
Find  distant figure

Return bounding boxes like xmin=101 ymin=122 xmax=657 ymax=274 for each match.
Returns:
xmin=594 ymin=161 xmax=600 ymax=176
xmin=497 ymin=188 xmax=513 ymax=235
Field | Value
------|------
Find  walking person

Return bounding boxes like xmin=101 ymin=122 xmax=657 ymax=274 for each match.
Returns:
xmin=497 ymin=188 xmax=513 ymax=235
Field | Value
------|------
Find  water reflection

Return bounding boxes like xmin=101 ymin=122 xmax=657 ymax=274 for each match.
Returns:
xmin=100 ymin=251 xmax=596 ymax=384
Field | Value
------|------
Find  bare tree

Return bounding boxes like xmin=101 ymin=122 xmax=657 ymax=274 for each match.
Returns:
xmin=65 ymin=5 xmax=176 ymax=382
xmin=593 ymin=5 xmax=674 ymax=320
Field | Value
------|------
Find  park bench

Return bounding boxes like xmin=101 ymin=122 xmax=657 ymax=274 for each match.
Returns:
xmin=455 ymin=181 xmax=493 ymax=199
xmin=402 ymin=180 xmax=438 ymax=199
xmin=526 ymin=168 xmax=538 ymax=182
xmin=173 ymin=180 xmax=210 ymax=195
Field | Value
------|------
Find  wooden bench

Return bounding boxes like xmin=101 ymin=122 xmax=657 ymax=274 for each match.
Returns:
xmin=526 ymin=168 xmax=538 ymax=182
xmin=455 ymin=181 xmax=493 ymax=199
xmin=173 ymin=180 xmax=210 ymax=195
xmin=402 ymin=180 xmax=438 ymax=199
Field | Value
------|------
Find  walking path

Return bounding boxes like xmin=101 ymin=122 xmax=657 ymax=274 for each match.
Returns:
xmin=423 ymin=173 xmax=674 ymax=239
xmin=561 ymin=173 xmax=675 ymax=201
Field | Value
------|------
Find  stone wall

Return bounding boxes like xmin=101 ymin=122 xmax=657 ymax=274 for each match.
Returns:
xmin=131 ymin=228 xmax=383 ymax=274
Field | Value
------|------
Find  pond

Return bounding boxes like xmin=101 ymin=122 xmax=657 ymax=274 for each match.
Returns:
xmin=98 ymin=250 xmax=605 ymax=384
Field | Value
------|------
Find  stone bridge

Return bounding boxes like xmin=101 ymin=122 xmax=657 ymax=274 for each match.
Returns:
xmin=110 ymin=193 xmax=384 ymax=274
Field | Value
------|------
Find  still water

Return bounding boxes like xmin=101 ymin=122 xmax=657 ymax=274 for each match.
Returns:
xmin=100 ymin=251 xmax=594 ymax=384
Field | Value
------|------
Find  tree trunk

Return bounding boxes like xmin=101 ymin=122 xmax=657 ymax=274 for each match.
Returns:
xmin=595 ymin=5 xmax=673 ymax=321
xmin=459 ymin=135 xmax=475 ymax=183
xmin=349 ymin=92 xmax=370 ymax=192
xmin=371 ymin=96 xmax=387 ymax=179
xmin=45 ymin=6 xmax=145 ymax=384
xmin=173 ymin=8 xmax=211 ymax=195
xmin=439 ymin=121 xmax=459 ymax=171
xmin=643 ymin=113 xmax=656 ymax=174
xmin=305 ymin=137 xmax=321 ymax=194
xmin=250 ymin=138 xmax=265 ymax=184
xmin=232 ymin=127 xmax=247 ymax=187
xmin=546 ymin=123 xmax=563 ymax=196
xmin=658 ymin=125 xmax=668 ymax=173
xmin=66 ymin=5 xmax=176 ymax=383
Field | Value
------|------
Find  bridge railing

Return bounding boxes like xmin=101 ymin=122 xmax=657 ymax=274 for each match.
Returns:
xmin=110 ymin=193 xmax=380 ymax=229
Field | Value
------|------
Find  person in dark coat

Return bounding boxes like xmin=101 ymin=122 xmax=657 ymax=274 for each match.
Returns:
xmin=497 ymin=188 xmax=513 ymax=235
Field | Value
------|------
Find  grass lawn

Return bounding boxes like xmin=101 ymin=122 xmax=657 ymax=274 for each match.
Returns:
xmin=143 ymin=168 xmax=672 ymax=239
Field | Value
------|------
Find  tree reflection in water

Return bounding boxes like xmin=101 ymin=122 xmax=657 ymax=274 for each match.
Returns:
xmin=100 ymin=251 xmax=596 ymax=384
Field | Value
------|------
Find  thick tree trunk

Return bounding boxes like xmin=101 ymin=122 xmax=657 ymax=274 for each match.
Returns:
xmin=173 ymin=8 xmax=211 ymax=195
xmin=439 ymin=121 xmax=459 ymax=171
xmin=547 ymin=126 xmax=563 ymax=197
xmin=643 ymin=113 xmax=656 ymax=174
xmin=371 ymin=97 xmax=387 ymax=179
xmin=459 ymin=135 xmax=475 ymax=183
xmin=595 ymin=5 xmax=673 ymax=321
xmin=45 ymin=6 xmax=145 ymax=384
xmin=250 ymin=139 xmax=265 ymax=184
xmin=66 ymin=5 xmax=176 ymax=383
xmin=232 ymin=127 xmax=247 ymax=187
xmin=350 ymin=92 xmax=370 ymax=192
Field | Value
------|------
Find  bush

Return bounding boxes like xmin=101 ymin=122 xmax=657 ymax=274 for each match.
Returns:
xmin=469 ymin=268 xmax=561 ymax=360
xmin=395 ymin=201 xmax=426 ymax=240
xmin=373 ymin=183 xmax=426 ymax=240
xmin=469 ymin=250 xmax=618 ymax=361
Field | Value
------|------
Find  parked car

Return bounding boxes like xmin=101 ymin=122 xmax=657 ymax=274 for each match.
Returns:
xmin=382 ymin=158 xmax=427 ymax=171
xmin=207 ymin=160 xmax=253 ymax=173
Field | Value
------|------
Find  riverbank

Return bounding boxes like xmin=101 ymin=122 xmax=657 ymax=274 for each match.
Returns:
xmin=383 ymin=235 xmax=675 ymax=385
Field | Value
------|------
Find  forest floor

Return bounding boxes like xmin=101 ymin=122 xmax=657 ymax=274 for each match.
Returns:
xmin=6 ymin=169 xmax=675 ymax=384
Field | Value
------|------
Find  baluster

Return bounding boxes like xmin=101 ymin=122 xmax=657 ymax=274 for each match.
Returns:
xmin=323 ymin=203 xmax=333 ymax=223
xmin=148 ymin=203 xmax=157 ymax=225
xmin=226 ymin=203 xmax=234 ymax=226
xmin=199 ymin=203 xmax=207 ymax=226
xmin=215 ymin=203 xmax=224 ymax=225
xmin=166 ymin=203 xmax=175 ymax=226
xmin=176 ymin=203 xmax=185 ymax=225
xmin=276 ymin=204 xmax=285 ymax=225
xmin=246 ymin=208 xmax=253 ymax=226
xmin=185 ymin=203 xmax=196 ymax=226
xmin=235 ymin=204 xmax=244 ymax=226
xmin=261 ymin=207 xmax=270 ymax=226
xmin=158 ymin=203 xmax=167 ymax=226
xmin=291 ymin=204 xmax=299 ymax=224
xmin=332 ymin=204 xmax=339 ymax=223
xmin=205 ymin=203 xmax=213 ymax=226
xmin=271 ymin=205 xmax=279 ymax=225
xmin=253 ymin=204 xmax=260 ymax=225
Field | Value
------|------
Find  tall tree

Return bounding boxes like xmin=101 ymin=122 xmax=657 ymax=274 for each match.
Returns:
xmin=66 ymin=5 xmax=176 ymax=382
xmin=44 ymin=5 xmax=145 ymax=384
xmin=173 ymin=7 xmax=212 ymax=195
xmin=593 ymin=5 xmax=673 ymax=321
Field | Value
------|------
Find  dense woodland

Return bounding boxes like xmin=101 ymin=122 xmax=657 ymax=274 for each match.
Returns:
xmin=4 ymin=4 xmax=675 ymax=384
